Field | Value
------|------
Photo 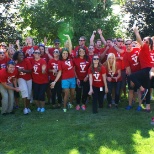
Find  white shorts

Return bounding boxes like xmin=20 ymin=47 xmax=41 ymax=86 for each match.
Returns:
xmin=18 ymin=78 xmax=32 ymax=99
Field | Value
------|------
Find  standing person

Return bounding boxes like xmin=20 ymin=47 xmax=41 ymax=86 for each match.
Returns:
xmin=0 ymin=60 xmax=20 ymax=115
xmin=103 ymin=53 xmax=122 ymax=108
xmin=129 ymin=26 xmax=153 ymax=112
xmin=88 ymin=55 xmax=108 ymax=113
xmin=31 ymin=50 xmax=49 ymax=112
xmin=48 ymin=49 xmax=62 ymax=109
xmin=50 ymin=48 xmax=76 ymax=112
xmin=123 ymin=39 xmax=142 ymax=111
xmin=73 ymin=47 xmax=91 ymax=110
xmin=22 ymin=37 xmax=38 ymax=59
xmin=13 ymin=51 xmax=33 ymax=114
xmin=88 ymin=45 xmax=95 ymax=60
xmin=39 ymin=44 xmax=49 ymax=63
xmin=0 ymin=49 xmax=8 ymax=69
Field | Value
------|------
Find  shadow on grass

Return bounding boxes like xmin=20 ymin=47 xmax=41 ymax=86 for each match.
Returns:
xmin=0 ymin=99 xmax=154 ymax=154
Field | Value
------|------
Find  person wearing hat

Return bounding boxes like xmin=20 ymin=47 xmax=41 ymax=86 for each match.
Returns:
xmin=50 ymin=48 xmax=76 ymax=112
xmin=0 ymin=60 xmax=20 ymax=115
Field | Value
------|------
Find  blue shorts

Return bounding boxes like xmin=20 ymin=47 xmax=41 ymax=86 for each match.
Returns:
xmin=61 ymin=78 xmax=76 ymax=89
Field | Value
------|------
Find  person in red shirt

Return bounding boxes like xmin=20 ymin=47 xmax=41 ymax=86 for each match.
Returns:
xmin=13 ymin=51 xmax=33 ymax=114
xmin=129 ymin=26 xmax=153 ymax=112
xmin=88 ymin=55 xmax=108 ymax=113
xmin=48 ymin=49 xmax=62 ymax=109
xmin=31 ymin=50 xmax=49 ymax=112
xmin=88 ymin=45 xmax=95 ymax=61
xmin=73 ymin=47 xmax=91 ymax=111
xmin=103 ymin=53 xmax=122 ymax=108
xmin=50 ymin=48 xmax=76 ymax=112
xmin=39 ymin=44 xmax=49 ymax=63
xmin=22 ymin=37 xmax=38 ymax=59
xmin=0 ymin=60 xmax=20 ymax=115
xmin=0 ymin=49 xmax=8 ymax=69
xmin=124 ymin=39 xmax=142 ymax=111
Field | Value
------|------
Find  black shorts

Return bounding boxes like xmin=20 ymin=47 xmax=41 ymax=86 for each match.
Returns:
xmin=127 ymin=75 xmax=137 ymax=92
xmin=33 ymin=82 xmax=48 ymax=101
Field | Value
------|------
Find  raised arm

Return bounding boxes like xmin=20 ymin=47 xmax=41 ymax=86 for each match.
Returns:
xmin=98 ymin=29 xmax=106 ymax=46
xmin=64 ymin=34 xmax=72 ymax=54
xmin=133 ymin=26 xmax=143 ymax=47
xmin=90 ymin=31 xmax=96 ymax=46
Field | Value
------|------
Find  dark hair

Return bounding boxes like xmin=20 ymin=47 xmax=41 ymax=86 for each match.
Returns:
xmin=106 ymin=38 xmax=113 ymax=42
xmin=13 ymin=51 xmax=25 ymax=61
xmin=77 ymin=46 xmax=89 ymax=61
xmin=90 ymin=54 xmax=102 ymax=74
xmin=38 ymin=45 xmax=45 ymax=54
xmin=149 ymin=37 xmax=153 ymax=51
xmin=59 ymin=48 xmax=70 ymax=60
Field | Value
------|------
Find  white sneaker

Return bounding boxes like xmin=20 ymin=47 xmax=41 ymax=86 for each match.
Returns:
xmin=23 ymin=108 xmax=28 ymax=114
xmin=63 ymin=108 xmax=67 ymax=112
xmin=67 ymin=103 xmax=73 ymax=109
xmin=27 ymin=108 xmax=31 ymax=113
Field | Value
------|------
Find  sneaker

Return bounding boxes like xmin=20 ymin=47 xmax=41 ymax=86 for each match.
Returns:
xmin=63 ymin=108 xmax=67 ymax=112
xmin=125 ymin=105 xmax=132 ymax=110
xmin=40 ymin=108 xmax=45 ymax=112
xmin=68 ymin=103 xmax=73 ymax=109
xmin=136 ymin=106 xmax=142 ymax=111
xmin=151 ymin=117 xmax=154 ymax=124
xmin=81 ymin=105 xmax=86 ymax=110
xmin=23 ymin=108 xmax=28 ymax=114
xmin=76 ymin=105 xmax=80 ymax=110
xmin=37 ymin=107 xmax=41 ymax=112
xmin=141 ymin=89 xmax=148 ymax=101
xmin=27 ymin=108 xmax=31 ymax=113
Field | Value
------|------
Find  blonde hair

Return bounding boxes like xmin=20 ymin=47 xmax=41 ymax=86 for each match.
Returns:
xmin=107 ymin=53 xmax=116 ymax=74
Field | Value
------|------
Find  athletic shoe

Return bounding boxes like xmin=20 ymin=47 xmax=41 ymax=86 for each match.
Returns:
xmin=81 ymin=105 xmax=86 ymax=110
xmin=37 ymin=107 xmax=41 ymax=112
xmin=151 ymin=117 xmax=154 ymax=125
xmin=27 ymin=108 xmax=31 ymax=113
xmin=23 ymin=108 xmax=28 ymax=114
xmin=68 ymin=103 xmax=73 ymax=109
xmin=63 ymin=108 xmax=67 ymax=112
xmin=136 ymin=106 xmax=142 ymax=111
xmin=141 ymin=89 xmax=148 ymax=100
xmin=76 ymin=105 xmax=80 ymax=110
xmin=125 ymin=105 xmax=132 ymax=110
xmin=40 ymin=108 xmax=45 ymax=112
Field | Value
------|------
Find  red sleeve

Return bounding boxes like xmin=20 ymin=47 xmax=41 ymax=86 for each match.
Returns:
xmin=25 ymin=59 xmax=33 ymax=70
xmin=123 ymin=53 xmax=129 ymax=68
xmin=101 ymin=65 xmax=106 ymax=74
xmin=58 ymin=61 xmax=62 ymax=71
xmin=88 ymin=67 xmax=92 ymax=74
xmin=0 ymin=72 xmax=6 ymax=83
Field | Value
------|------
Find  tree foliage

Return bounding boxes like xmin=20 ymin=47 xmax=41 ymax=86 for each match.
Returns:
xmin=123 ymin=0 xmax=154 ymax=38
xmin=19 ymin=0 xmax=120 ymax=45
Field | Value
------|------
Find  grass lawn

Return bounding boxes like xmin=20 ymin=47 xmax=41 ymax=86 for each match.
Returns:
xmin=0 ymin=96 xmax=154 ymax=154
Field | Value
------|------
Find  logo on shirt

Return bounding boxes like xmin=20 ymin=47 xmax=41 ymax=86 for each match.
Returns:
xmin=33 ymin=65 xmax=38 ymax=74
xmin=131 ymin=54 xmax=139 ymax=66
xmin=93 ymin=72 xmax=100 ymax=81
xmin=65 ymin=60 xmax=73 ymax=70
xmin=7 ymin=76 xmax=15 ymax=83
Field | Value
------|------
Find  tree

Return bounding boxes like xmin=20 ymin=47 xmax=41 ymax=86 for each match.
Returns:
xmin=19 ymin=0 xmax=120 ymax=45
xmin=122 ymin=0 xmax=154 ymax=38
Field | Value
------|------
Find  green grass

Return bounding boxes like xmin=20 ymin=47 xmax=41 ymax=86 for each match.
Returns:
xmin=0 ymin=97 xmax=154 ymax=154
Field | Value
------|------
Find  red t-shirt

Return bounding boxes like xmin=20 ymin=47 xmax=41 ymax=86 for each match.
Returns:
xmin=0 ymin=68 xmax=18 ymax=84
xmin=58 ymin=59 xmax=75 ymax=80
xmin=16 ymin=59 xmax=32 ymax=80
xmin=104 ymin=62 xmax=122 ymax=82
xmin=48 ymin=59 xmax=60 ymax=81
xmin=41 ymin=54 xmax=49 ymax=63
xmin=124 ymin=48 xmax=141 ymax=73
xmin=88 ymin=65 xmax=106 ymax=87
xmin=139 ymin=43 xmax=153 ymax=69
xmin=0 ymin=57 xmax=8 ymax=69
xmin=31 ymin=58 xmax=49 ymax=84
xmin=22 ymin=46 xmax=38 ymax=59
xmin=73 ymin=57 xmax=91 ymax=80
xmin=150 ymin=50 xmax=154 ymax=65
xmin=94 ymin=48 xmax=104 ymax=56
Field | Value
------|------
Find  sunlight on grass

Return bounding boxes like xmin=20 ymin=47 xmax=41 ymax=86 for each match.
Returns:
xmin=69 ymin=149 xmax=79 ymax=154
xmin=99 ymin=146 xmax=125 ymax=154
xmin=132 ymin=130 xmax=154 ymax=153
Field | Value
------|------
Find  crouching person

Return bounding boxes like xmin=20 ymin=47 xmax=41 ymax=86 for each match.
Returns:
xmin=0 ymin=60 xmax=20 ymax=115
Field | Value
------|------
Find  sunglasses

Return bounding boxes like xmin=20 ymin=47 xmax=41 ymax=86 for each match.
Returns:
xmin=93 ymin=58 xmax=99 ymax=60
xmin=117 ymin=40 xmax=124 ymax=42
xmin=0 ymin=52 xmax=4 ymax=54
xmin=89 ymin=47 xmax=94 ymax=50
xmin=54 ymin=50 xmax=59 ymax=54
xmin=33 ymin=52 xmax=41 ymax=54
xmin=55 ymin=43 xmax=60 ymax=45
xmin=79 ymin=40 xmax=85 ymax=42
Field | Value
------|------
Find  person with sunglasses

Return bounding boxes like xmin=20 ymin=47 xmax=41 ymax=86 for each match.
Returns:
xmin=73 ymin=47 xmax=91 ymax=111
xmin=0 ymin=60 xmax=20 ymax=115
xmin=48 ymin=49 xmax=62 ymax=109
xmin=13 ymin=51 xmax=33 ymax=114
xmin=103 ymin=53 xmax=122 ymax=108
xmin=22 ymin=37 xmax=38 ymax=59
xmin=88 ymin=55 xmax=108 ymax=113
xmin=0 ymin=49 xmax=8 ymax=69
xmin=50 ymin=48 xmax=76 ymax=112
xmin=129 ymin=25 xmax=153 ymax=112
xmin=31 ymin=50 xmax=49 ymax=112
xmin=123 ymin=39 xmax=142 ymax=111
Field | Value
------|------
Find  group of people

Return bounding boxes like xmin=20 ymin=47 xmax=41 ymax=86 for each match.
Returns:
xmin=0 ymin=27 xmax=154 ymax=124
